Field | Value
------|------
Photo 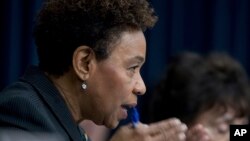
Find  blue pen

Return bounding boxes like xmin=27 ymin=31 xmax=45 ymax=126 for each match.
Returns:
xmin=131 ymin=107 xmax=140 ymax=128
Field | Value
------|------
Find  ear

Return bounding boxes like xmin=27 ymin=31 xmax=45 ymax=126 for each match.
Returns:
xmin=72 ymin=46 xmax=96 ymax=80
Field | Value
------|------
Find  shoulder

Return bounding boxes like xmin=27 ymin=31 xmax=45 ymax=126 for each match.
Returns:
xmin=0 ymin=128 xmax=66 ymax=141
xmin=0 ymin=81 xmax=54 ymax=131
xmin=0 ymin=81 xmax=40 ymax=105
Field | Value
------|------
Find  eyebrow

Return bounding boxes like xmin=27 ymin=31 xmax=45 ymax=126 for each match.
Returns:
xmin=134 ymin=56 xmax=145 ymax=64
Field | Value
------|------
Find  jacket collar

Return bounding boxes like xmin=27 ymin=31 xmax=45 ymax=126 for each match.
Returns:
xmin=20 ymin=66 xmax=83 ymax=141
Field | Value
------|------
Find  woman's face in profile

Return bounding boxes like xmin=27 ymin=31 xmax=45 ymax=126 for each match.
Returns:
xmin=192 ymin=106 xmax=248 ymax=141
xmin=86 ymin=30 xmax=147 ymax=128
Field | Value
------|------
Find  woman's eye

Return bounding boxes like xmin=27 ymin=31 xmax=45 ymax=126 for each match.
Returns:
xmin=129 ymin=65 xmax=139 ymax=72
xmin=131 ymin=66 xmax=138 ymax=70
xmin=217 ymin=123 xmax=228 ymax=134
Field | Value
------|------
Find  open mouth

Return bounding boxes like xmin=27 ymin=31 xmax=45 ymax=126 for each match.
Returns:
xmin=121 ymin=103 xmax=137 ymax=110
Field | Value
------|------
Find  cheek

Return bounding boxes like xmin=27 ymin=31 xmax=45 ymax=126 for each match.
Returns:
xmin=100 ymin=70 xmax=131 ymax=103
xmin=104 ymin=68 xmax=132 ymax=94
xmin=109 ymin=76 xmax=132 ymax=101
xmin=93 ymin=63 xmax=135 ymax=108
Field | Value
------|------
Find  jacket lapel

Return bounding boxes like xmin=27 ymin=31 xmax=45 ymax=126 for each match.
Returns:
xmin=21 ymin=66 xmax=83 ymax=141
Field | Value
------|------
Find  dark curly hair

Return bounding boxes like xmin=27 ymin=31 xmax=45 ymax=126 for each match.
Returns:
xmin=149 ymin=52 xmax=250 ymax=125
xmin=33 ymin=0 xmax=157 ymax=76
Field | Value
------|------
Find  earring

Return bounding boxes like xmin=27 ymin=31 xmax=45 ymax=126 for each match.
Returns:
xmin=81 ymin=81 xmax=87 ymax=90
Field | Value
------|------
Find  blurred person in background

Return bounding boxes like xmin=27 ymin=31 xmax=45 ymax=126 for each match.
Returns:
xmin=149 ymin=52 xmax=250 ymax=141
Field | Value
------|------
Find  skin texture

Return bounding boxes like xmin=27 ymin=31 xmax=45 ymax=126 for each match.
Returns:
xmin=84 ymin=30 xmax=147 ymax=128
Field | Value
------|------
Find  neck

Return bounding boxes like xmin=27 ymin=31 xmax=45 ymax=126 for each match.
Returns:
xmin=46 ymin=70 xmax=83 ymax=122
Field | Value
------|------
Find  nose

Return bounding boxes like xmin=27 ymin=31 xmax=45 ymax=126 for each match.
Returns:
xmin=133 ymin=74 xmax=146 ymax=96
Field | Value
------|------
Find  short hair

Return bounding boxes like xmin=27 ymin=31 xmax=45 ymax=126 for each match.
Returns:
xmin=149 ymin=52 xmax=250 ymax=124
xmin=33 ymin=0 xmax=157 ymax=76
xmin=204 ymin=53 xmax=250 ymax=119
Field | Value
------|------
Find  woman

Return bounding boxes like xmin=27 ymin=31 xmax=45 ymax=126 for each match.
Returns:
xmin=149 ymin=52 xmax=250 ymax=141
xmin=0 ymin=0 xmax=190 ymax=141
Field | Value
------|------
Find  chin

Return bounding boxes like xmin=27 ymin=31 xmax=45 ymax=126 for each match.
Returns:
xmin=105 ymin=121 xmax=119 ymax=129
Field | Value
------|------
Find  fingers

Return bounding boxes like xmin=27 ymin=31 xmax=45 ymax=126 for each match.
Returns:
xmin=145 ymin=118 xmax=188 ymax=141
xmin=147 ymin=118 xmax=185 ymax=132
xmin=111 ymin=118 xmax=187 ymax=141
xmin=152 ymin=126 xmax=187 ymax=141
xmin=187 ymin=124 xmax=212 ymax=141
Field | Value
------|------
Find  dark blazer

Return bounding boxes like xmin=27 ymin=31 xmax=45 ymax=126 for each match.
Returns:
xmin=0 ymin=66 xmax=87 ymax=141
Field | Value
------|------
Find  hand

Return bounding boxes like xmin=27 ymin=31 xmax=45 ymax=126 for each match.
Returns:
xmin=109 ymin=118 xmax=187 ymax=141
xmin=186 ymin=124 xmax=212 ymax=141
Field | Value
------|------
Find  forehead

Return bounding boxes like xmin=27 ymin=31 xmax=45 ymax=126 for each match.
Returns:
xmin=106 ymin=31 xmax=146 ymax=63
xmin=196 ymin=105 xmax=248 ymax=124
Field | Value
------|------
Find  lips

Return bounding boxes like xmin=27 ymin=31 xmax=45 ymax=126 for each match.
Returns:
xmin=120 ymin=103 xmax=137 ymax=119
xmin=120 ymin=107 xmax=128 ymax=119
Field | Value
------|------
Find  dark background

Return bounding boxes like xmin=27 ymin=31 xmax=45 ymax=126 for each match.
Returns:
xmin=1 ymin=0 xmax=250 ymax=122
